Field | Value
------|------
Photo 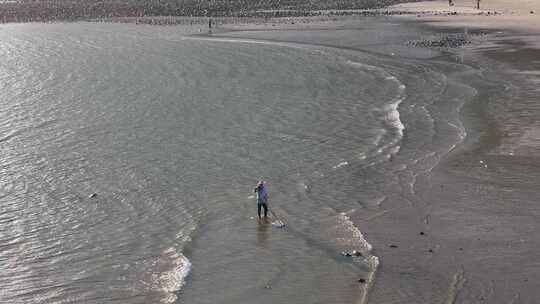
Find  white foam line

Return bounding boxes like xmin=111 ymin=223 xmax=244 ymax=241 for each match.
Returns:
xmin=335 ymin=212 xmax=380 ymax=304
xmin=154 ymin=247 xmax=192 ymax=304
xmin=358 ymin=255 xmax=380 ymax=304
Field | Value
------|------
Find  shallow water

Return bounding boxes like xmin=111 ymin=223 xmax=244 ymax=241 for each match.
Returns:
xmin=0 ymin=22 xmax=480 ymax=303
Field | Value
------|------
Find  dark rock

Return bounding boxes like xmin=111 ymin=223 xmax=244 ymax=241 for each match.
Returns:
xmin=459 ymin=247 xmax=463 ymax=251
xmin=352 ymin=250 xmax=363 ymax=257
xmin=358 ymin=278 xmax=366 ymax=283
xmin=341 ymin=251 xmax=352 ymax=257
xmin=531 ymin=11 xmax=535 ymax=14
xmin=389 ymin=244 xmax=398 ymax=248
xmin=428 ymin=249 xmax=433 ymax=253
xmin=420 ymin=232 xmax=425 ymax=235
xmin=89 ymin=193 xmax=98 ymax=198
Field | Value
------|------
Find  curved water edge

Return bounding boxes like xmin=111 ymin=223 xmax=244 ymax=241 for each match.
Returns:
xmin=151 ymin=248 xmax=192 ymax=304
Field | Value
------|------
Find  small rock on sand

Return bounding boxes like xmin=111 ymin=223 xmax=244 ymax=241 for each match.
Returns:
xmin=89 ymin=193 xmax=98 ymax=198
xmin=389 ymin=244 xmax=398 ymax=248
xmin=358 ymin=278 xmax=366 ymax=283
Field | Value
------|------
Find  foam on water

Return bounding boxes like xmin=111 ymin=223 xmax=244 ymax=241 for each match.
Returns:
xmin=151 ymin=247 xmax=192 ymax=304
xmin=383 ymin=98 xmax=405 ymax=136
xmin=320 ymin=210 xmax=380 ymax=304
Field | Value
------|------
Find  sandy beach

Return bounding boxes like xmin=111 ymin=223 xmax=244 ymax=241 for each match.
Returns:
xmin=364 ymin=1 xmax=540 ymax=303
xmin=389 ymin=0 xmax=540 ymax=33
xmin=1 ymin=1 xmax=540 ymax=304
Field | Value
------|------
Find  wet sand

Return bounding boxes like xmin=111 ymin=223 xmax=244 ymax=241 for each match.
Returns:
xmin=211 ymin=6 xmax=540 ymax=303
xmin=364 ymin=5 xmax=540 ymax=303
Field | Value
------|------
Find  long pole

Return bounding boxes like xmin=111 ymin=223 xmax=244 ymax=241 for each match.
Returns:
xmin=269 ymin=207 xmax=285 ymax=227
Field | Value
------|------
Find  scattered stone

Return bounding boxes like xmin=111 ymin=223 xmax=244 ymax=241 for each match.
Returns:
xmin=341 ymin=251 xmax=352 ymax=257
xmin=358 ymin=278 xmax=366 ymax=283
xmin=420 ymin=231 xmax=425 ymax=235
xmin=389 ymin=244 xmax=398 ymax=248
xmin=89 ymin=193 xmax=98 ymax=198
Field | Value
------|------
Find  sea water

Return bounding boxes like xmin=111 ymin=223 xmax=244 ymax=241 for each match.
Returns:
xmin=0 ymin=22 xmax=476 ymax=304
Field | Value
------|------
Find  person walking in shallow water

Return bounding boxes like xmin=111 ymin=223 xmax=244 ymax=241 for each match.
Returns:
xmin=254 ymin=181 xmax=268 ymax=219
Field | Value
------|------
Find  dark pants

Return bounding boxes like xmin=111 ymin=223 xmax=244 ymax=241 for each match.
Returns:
xmin=257 ymin=202 xmax=268 ymax=218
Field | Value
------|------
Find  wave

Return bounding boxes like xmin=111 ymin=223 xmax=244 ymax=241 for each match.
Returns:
xmin=315 ymin=208 xmax=380 ymax=304
xmin=334 ymin=212 xmax=379 ymax=304
xmin=346 ymin=59 xmax=406 ymax=161
xmin=151 ymin=247 xmax=192 ymax=304
xmin=383 ymin=97 xmax=405 ymax=137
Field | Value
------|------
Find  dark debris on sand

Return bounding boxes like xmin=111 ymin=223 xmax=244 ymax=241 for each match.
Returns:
xmin=406 ymin=33 xmax=473 ymax=49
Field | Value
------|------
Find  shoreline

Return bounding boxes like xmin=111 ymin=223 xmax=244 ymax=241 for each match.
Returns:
xmin=200 ymin=3 xmax=540 ymax=302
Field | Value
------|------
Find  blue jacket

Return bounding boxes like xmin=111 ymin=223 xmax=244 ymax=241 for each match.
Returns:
xmin=256 ymin=185 xmax=268 ymax=204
